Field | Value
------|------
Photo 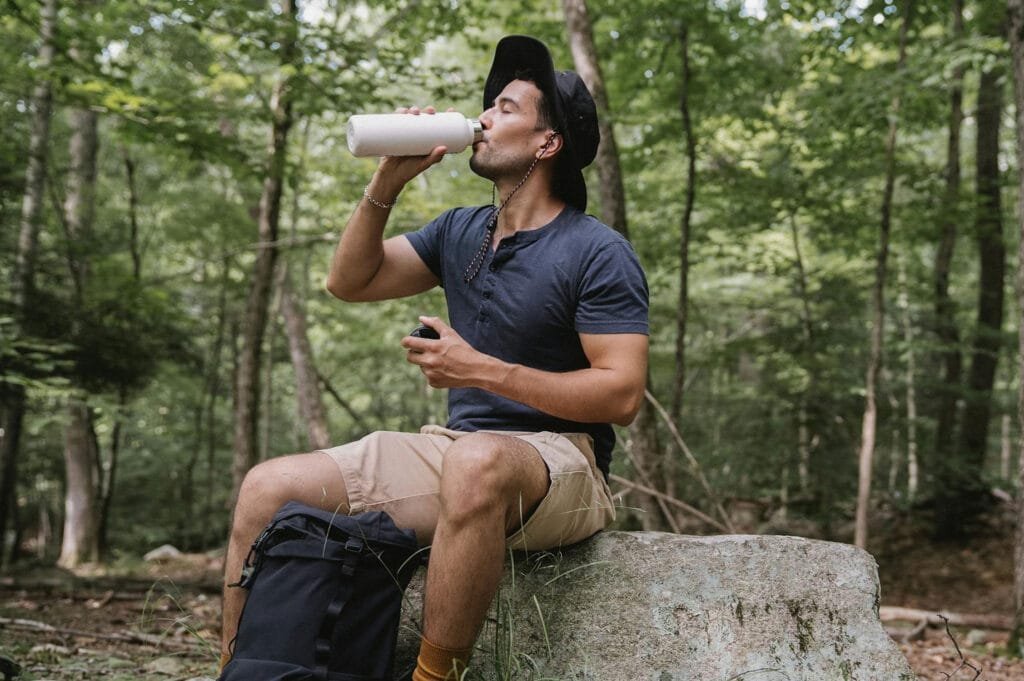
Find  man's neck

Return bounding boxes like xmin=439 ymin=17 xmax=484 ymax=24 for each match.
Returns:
xmin=493 ymin=174 xmax=565 ymax=239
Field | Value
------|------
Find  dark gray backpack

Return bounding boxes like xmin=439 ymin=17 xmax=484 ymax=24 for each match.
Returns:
xmin=219 ymin=501 xmax=420 ymax=681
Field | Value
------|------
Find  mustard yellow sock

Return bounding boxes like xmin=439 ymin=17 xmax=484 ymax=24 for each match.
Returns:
xmin=411 ymin=636 xmax=472 ymax=681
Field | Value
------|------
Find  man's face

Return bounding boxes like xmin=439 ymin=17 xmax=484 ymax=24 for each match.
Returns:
xmin=470 ymin=79 xmax=553 ymax=182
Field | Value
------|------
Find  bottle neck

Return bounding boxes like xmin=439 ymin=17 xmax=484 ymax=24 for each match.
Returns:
xmin=469 ymin=118 xmax=483 ymax=143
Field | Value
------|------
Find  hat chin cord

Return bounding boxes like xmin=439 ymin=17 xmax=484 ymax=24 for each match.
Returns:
xmin=462 ymin=133 xmax=558 ymax=284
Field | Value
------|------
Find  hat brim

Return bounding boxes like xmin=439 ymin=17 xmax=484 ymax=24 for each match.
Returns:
xmin=483 ymin=36 xmax=588 ymax=211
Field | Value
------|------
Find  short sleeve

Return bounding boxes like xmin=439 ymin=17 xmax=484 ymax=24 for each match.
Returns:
xmin=405 ymin=209 xmax=453 ymax=286
xmin=575 ymin=242 xmax=649 ymax=335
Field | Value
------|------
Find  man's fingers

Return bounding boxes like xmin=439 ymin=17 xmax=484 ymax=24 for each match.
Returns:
xmin=418 ymin=315 xmax=452 ymax=335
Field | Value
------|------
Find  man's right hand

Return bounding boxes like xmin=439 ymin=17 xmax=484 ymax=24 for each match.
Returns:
xmin=368 ymin=106 xmax=450 ymax=202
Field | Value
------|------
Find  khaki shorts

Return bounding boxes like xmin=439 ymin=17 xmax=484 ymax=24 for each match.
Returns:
xmin=318 ymin=425 xmax=615 ymax=550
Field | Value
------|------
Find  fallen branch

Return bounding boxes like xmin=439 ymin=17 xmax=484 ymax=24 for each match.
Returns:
xmin=0 ymin=616 xmax=202 ymax=650
xmin=879 ymin=606 xmax=1012 ymax=631
xmin=610 ymin=474 xmax=731 ymax=533
xmin=885 ymin=617 xmax=928 ymax=642
xmin=0 ymin=575 xmax=221 ymax=595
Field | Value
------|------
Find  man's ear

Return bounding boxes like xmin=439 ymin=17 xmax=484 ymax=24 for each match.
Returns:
xmin=537 ymin=131 xmax=563 ymax=160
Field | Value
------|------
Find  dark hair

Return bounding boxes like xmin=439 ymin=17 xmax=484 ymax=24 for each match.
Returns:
xmin=512 ymin=68 xmax=557 ymax=132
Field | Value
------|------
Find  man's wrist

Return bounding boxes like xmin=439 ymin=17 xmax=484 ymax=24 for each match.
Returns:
xmin=365 ymin=174 xmax=403 ymax=208
xmin=477 ymin=356 xmax=516 ymax=394
xmin=363 ymin=185 xmax=396 ymax=209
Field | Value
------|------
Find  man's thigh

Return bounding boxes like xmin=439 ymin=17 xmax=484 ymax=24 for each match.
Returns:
xmin=501 ymin=431 xmax=616 ymax=552
xmin=319 ymin=428 xmax=615 ymax=551
xmin=319 ymin=430 xmax=450 ymax=545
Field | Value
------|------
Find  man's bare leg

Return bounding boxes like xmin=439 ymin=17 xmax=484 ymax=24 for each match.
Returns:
xmin=220 ymin=451 xmax=350 ymax=662
xmin=415 ymin=433 xmax=549 ymax=678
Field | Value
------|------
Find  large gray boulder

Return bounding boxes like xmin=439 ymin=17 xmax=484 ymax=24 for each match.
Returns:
xmin=396 ymin=532 xmax=915 ymax=681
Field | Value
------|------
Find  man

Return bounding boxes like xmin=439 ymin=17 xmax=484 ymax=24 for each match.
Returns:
xmin=221 ymin=35 xmax=648 ymax=680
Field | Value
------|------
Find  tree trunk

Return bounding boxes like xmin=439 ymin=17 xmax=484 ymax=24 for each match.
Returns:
xmin=279 ymin=268 xmax=331 ymax=450
xmin=897 ymin=256 xmax=919 ymax=501
xmin=932 ymin=0 xmax=965 ymax=506
xmin=97 ymin=148 xmax=145 ymax=556
xmin=58 ymin=404 xmax=100 ymax=568
xmin=1 ymin=0 xmax=58 ymax=564
xmin=563 ymin=0 xmax=672 ymax=531
xmin=203 ymin=259 xmax=229 ymax=544
xmin=671 ymin=24 xmax=696 ymax=425
xmin=789 ymin=213 xmax=816 ymax=494
xmin=57 ymin=104 xmax=101 ymax=570
xmin=855 ymin=1 xmax=913 ymax=549
xmin=1005 ymin=0 xmax=1024 ymax=655
xmin=97 ymin=387 xmax=125 ymax=556
xmin=13 ymin=0 xmax=57 ymax=308
xmin=562 ymin=0 xmax=628 ymax=239
xmin=124 ymin=150 xmax=142 ymax=281
xmin=230 ymin=0 xmax=298 ymax=503
xmin=946 ymin=17 xmax=1006 ymax=532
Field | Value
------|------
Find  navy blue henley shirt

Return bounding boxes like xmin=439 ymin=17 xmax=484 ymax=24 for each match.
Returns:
xmin=405 ymin=204 xmax=649 ymax=476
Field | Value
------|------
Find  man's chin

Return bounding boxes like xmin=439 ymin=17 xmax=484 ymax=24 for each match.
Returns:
xmin=468 ymin=155 xmax=493 ymax=181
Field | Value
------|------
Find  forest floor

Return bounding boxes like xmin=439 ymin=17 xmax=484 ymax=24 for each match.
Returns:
xmin=0 ymin=509 xmax=1021 ymax=680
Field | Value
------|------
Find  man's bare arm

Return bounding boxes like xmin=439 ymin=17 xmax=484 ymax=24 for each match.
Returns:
xmin=325 ymin=109 xmax=444 ymax=302
xmin=402 ymin=317 xmax=648 ymax=426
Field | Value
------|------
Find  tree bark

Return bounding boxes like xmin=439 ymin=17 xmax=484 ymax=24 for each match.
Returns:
xmin=897 ymin=256 xmax=919 ymax=501
xmin=230 ymin=0 xmax=298 ymax=503
xmin=562 ymin=0 xmax=671 ymax=531
xmin=58 ymin=403 xmax=100 ymax=568
xmin=855 ymin=1 xmax=913 ymax=550
xmin=97 ymin=386 xmax=125 ymax=556
xmin=562 ymin=0 xmax=628 ymax=239
xmin=13 ymin=0 xmax=57 ymax=308
xmin=124 ymin=150 xmax=142 ymax=281
xmin=1 ymin=0 xmax=58 ymax=564
xmin=932 ymin=0 xmax=965 ymax=504
xmin=946 ymin=12 xmax=1006 ymax=532
xmin=1005 ymin=0 xmax=1024 ymax=656
xmin=279 ymin=269 xmax=331 ymax=450
xmin=203 ymin=259 xmax=229 ymax=544
xmin=671 ymin=24 xmax=696 ymax=425
xmin=789 ymin=213 xmax=816 ymax=494
xmin=57 ymin=103 xmax=101 ymax=570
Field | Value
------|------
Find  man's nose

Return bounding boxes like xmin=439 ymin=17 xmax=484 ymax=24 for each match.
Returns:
xmin=479 ymin=109 xmax=493 ymax=128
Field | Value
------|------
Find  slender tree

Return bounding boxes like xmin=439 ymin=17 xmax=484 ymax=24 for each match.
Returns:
xmin=855 ymin=0 xmax=913 ymax=549
xmin=0 ymin=0 xmax=58 ymax=563
xmin=58 ymin=106 xmax=102 ymax=569
xmin=945 ymin=6 xmax=1007 ymax=535
xmin=1006 ymin=0 xmax=1024 ymax=655
xmin=230 ymin=0 xmax=299 ymax=503
xmin=932 ymin=0 xmax=965 ymax=497
xmin=671 ymin=23 xmax=696 ymax=426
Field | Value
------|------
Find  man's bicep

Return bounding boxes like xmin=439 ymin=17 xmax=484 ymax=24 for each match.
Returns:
xmin=579 ymin=333 xmax=648 ymax=377
xmin=355 ymin=235 xmax=439 ymax=301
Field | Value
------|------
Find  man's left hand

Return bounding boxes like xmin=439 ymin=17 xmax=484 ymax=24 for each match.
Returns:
xmin=401 ymin=316 xmax=500 ymax=389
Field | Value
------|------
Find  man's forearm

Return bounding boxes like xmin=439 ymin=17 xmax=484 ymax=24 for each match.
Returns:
xmin=476 ymin=357 xmax=644 ymax=427
xmin=325 ymin=174 xmax=401 ymax=299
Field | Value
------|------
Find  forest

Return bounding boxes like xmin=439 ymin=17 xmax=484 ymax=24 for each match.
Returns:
xmin=2 ymin=0 xmax=1024 ymax=678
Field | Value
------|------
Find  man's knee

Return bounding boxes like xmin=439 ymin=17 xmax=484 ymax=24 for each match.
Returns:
xmin=439 ymin=434 xmax=523 ymax=519
xmin=232 ymin=453 xmax=347 ymax=533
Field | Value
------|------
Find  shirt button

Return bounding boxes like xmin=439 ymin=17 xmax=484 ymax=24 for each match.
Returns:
xmin=489 ymin=264 xmax=496 ymax=272
xmin=482 ymin=291 xmax=492 ymax=299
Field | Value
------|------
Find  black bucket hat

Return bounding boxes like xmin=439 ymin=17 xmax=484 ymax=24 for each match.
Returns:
xmin=483 ymin=35 xmax=600 ymax=211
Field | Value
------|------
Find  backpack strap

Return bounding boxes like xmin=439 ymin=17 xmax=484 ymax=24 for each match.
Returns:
xmin=312 ymin=536 xmax=365 ymax=681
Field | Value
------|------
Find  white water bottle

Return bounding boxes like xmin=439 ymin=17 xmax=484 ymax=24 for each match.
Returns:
xmin=346 ymin=112 xmax=483 ymax=157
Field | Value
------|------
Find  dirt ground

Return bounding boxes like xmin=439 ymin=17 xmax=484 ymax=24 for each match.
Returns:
xmin=0 ymin=511 xmax=1021 ymax=681
xmin=873 ymin=502 xmax=1022 ymax=681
